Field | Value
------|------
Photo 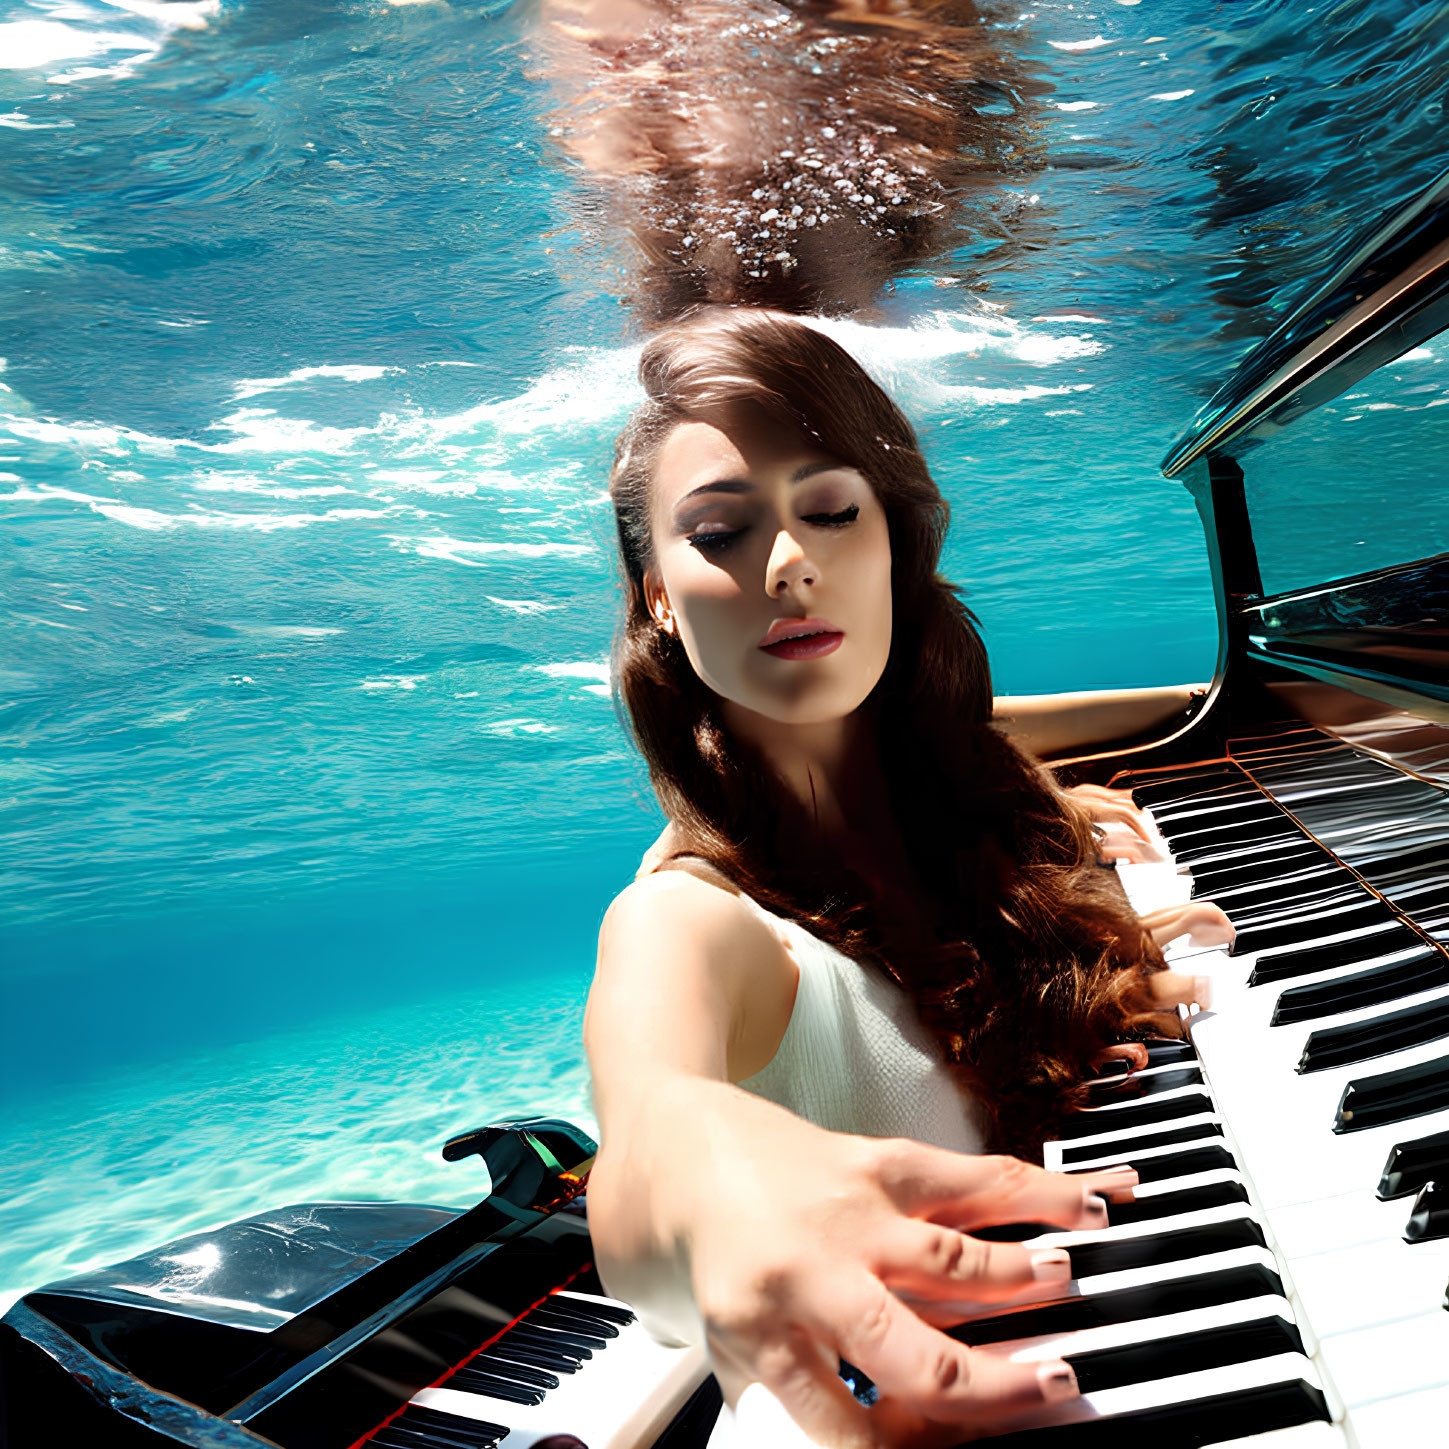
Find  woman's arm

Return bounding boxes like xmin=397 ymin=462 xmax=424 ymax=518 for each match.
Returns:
xmin=993 ymin=684 xmax=1206 ymax=759
xmin=586 ymin=869 xmax=1138 ymax=1445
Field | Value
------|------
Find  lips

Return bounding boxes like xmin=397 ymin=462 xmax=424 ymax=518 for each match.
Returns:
xmin=759 ymin=617 xmax=844 ymax=660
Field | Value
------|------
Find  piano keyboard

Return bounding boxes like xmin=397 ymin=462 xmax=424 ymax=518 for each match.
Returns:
xmin=362 ymin=735 xmax=1449 ymax=1449
xmin=1015 ymin=741 xmax=1449 ymax=1447
xmin=393 ymin=1287 xmax=708 ymax=1449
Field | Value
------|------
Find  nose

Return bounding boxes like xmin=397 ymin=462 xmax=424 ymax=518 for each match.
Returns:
xmin=764 ymin=527 xmax=817 ymax=596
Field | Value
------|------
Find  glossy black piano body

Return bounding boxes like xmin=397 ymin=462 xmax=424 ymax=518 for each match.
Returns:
xmin=0 ymin=1119 xmax=718 ymax=1449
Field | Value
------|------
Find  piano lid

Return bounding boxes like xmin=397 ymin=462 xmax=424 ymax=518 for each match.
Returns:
xmin=1162 ymin=165 xmax=1449 ymax=479
xmin=34 ymin=1201 xmax=460 ymax=1334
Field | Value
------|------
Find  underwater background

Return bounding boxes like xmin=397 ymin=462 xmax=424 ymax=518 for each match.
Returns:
xmin=3 ymin=0 xmax=1448 ymax=1302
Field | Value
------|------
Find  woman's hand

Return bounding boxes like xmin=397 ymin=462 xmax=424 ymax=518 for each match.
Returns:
xmin=594 ymin=1085 xmax=1137 ymax=1448
xmin=1060 ymin=784 xmax=1168 ymax=866
xmin=1143 ymin=901 xmax=1236 ymax=953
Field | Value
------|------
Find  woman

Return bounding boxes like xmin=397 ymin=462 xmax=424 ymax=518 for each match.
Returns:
xmin=585 ymin=307 xmax=1231 ymax=1446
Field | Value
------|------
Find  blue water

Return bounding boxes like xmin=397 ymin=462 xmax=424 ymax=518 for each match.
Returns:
xmin=2 ymin=0 xmax=1446 ymax=1304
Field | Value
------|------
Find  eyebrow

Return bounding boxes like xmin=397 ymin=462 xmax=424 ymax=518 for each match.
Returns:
xmin=676 ymin=460 xmax=845 ymax=506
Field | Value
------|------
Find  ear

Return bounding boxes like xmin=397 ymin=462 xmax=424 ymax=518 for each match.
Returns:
xmin=643 ymin=569 xmax=676 ymax=635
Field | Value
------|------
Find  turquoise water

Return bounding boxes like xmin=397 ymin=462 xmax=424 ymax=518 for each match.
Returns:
xmin=2 ymin=0 xmax=1446 ymax=1305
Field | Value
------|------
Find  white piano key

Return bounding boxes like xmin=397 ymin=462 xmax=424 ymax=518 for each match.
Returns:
xmin=948 ymin=1244 xmax=1285 ymax=1330
xmin=1073 ymin=1244 xmax=1281 ymax=1299
xmin=1029 ymin=1200 xmax=1267 ymax=1254
xmin=1344 ymin=1382 xmax=1449 ymax=1448
xmin=1278 ymin=1233 xmax=1449 ymax=1339
xmin=1061 ymin=1136 xmax=1236 ymax=1173
xmin=1315 ymin=1310 xmax=1449 ymax=1409
xmin=989 ymin=1293 xmax=1299 ymax=1364
xmin=1191 ymin=1023 xmax=1449 ymax=1210
xmin=1071 ymin=1080 xmax=1216 ymax=1120
xmin=998 ymin=1352 xmax=1328 ymax=1435
xmin=1046 ymin=1109 xmax=1223 ymax=1157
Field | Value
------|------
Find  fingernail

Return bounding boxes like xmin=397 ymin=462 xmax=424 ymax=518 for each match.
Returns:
xmin=1030 ymin=1249 xmax=1072 ymax=1284
xmin=1038 ymin=1361 xmax=1078 ymax=1402
xmin=1194 ymin=975 xmax=1212 ymax=1009
xmin=1083 ymin=1191 xmax=1109 ymax=1222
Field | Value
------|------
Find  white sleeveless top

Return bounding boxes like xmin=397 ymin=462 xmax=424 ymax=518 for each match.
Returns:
xmin=734 ymin=892 xmax=985 ymax=1154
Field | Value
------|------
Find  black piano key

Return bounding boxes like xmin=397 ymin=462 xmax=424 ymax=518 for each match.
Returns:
xmin=1249 ymin=923 xmax=1420 ymax=984
xmin=973 ymin=1222 xmax=1055 ymax=1243
xmin=441 ymin=1368 xmax=546 ymax=1406
xmin=373 ymin=1426 xmax=498 ymax=1449
xmin=1067 ymin=1314 xmax=1304 ymax=1394
xmin=1142 ymin=1039 xmax=1199 ymax=1066
xmin=1106 ymin=1179 xmax=1251 ymax=1227
xmin=1085 ymin=1067 xmax=1203 ymax=1100
xmin=1059 ymin=1121 xmax=1223 ymax=1165
xmin=1089 ymin=1043 xmax=1199 ymax=1081
xmin=1148 ymin=789 xmax=1263 ymax=820
xmin=983 ymin=1378 xmax=1330 ymax=1446
xmin=373 ymin=1404 xmax=510 ymax=1449
xmin=1230 ymin=884 xmax=1368 ymax=932
xmin=1132 ymin=773 xmax=1246 ymax=809
xmin=1163 ymin=821 xmax=1296 ymax=859
xmin=1121 ymin=1145 xmax=1238 ymax=1184
xmin=1405 ymin=1182 xmax=1449 ymax=1243
xmin=549 ymin=1295 xmax=635 ymax=1326
xmin=1191 ymin=850 xmax=1332 ymax=896
xmin=1335 ymin=1053 xmax=1449 ymax=1133
xmin=1272 ymin=947 xmax=1448 ymax=1025
xmin=507 ymin=1322 xmax=605 ymax=1353
xmin=1298 ymin=995 xmax=1449 ymax=1073
xmin=480 ymin=1339 xmax=582 ymax=1373
xmin=950 ymin=1263 xmax=1285 ymax=1346
xmin=1066 ymin=1145 xmax=1236 ymax=1183
xmin=1055 ymin=1091 xmax=1214 ymax=1139
xmin=1234 ymin=900 xmax=1398 ymax=956
xmin=1379 ymin=1129 xmax=1449 ymax=1199
xmin=529 ymin=1303 xmax=622 ymax=1338
xmin=1175 ymin=834 xmax=1314 ymax=872
xmin=1203 ymin=864 xmax=1348 ymax=914
xmin=1066 ymin=1218 xmax=1264 ymax=1280
xmin=451 ymin=1356 xmax=558 ymax=1391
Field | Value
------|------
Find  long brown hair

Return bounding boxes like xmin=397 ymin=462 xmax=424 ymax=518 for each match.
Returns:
xmin=609 ymin=306 xmax=1167 ymax=1154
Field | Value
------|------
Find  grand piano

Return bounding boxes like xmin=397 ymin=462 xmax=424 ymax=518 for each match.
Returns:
xmin=4 ymin=168 xmax=1448 ymax=1448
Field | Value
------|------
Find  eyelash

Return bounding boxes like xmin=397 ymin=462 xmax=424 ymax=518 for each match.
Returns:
xmin=687 ymin=504 xmax=860 ymax=554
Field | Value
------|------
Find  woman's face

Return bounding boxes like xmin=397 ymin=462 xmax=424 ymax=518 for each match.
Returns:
xmin=644 ymin=402 xmax=893 ymax=727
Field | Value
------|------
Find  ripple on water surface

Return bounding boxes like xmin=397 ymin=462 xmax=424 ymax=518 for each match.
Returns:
xmin=0 ymin=975 xmax=594 ymax=1309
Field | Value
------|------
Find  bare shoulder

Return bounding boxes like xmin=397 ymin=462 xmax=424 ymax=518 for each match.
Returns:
xmin=595 ymin=869 xmax=797 ymax=1080
xmin=600 ymin=866 xmax=777 ymax=972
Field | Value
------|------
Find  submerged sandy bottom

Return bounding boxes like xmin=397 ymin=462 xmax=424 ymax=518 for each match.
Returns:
xmin=0 ymin=974 xmax=595 ymax=1310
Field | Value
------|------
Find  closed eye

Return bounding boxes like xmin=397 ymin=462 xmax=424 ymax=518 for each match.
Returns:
xmin=801 ymin=504 xmax=860 ymax=527
xmin=686 ymin=528 xmax=744 ymax=554
xmin=687 ymin=504 xmax=858 ymax=554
